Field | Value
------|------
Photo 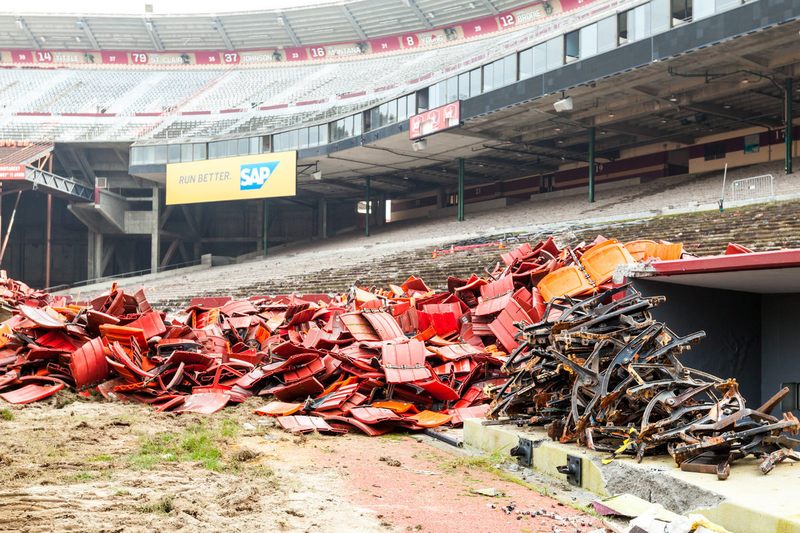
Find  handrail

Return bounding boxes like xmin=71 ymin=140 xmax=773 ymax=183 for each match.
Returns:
xmin=49 ymin=258 xmax=203 ymax=292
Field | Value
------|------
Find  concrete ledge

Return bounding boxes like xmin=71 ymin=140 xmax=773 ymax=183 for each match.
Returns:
xmin=464 ymin=420 xmax=800 ymax=533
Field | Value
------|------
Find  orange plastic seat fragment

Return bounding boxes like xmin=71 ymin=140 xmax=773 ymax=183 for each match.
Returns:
xmin=580 ymin=240 xmax=635 ymax=284
xmin=537 ymin=265 xmax=594 ymax=302
xmin=254 ymin=401 xmax=304 ymax=416
xmin=407 ymin=410 xmax=452 ymax=428
xmin=373 ymin=400 xmax=419 ymax=414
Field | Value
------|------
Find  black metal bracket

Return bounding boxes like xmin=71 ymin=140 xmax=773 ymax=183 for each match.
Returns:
xmin=510 ymin=437 xmax=533 ymax=467
xmin=556 ymin=454 xmax=582 ymax=487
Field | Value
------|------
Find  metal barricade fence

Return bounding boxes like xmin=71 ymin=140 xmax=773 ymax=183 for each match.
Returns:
xmin=730 ymin=174 xmax=775 ymax=202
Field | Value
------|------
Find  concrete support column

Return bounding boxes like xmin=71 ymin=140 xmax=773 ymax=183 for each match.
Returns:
xmin=88 ymin=230 xmax=103 ymax=280
xmin=268 ymin=198 xmax=269 ymax=257
xmin=365 ymin=177 xmax=371 ymax=237
xmin=44 ymin=194 xmax=52 ymax=288
xmin=457 ymin=158 xmax=465 ymax=222
xmin=150 ymin=186 xmax=159 ymax=274
xmin=436 ymin=187 xmax=447 ymax=209
xmin=318 ymin=197 xmax=328 ymax=239
xmin=377 ymin=193 xmax=387 ymax=227
xmin=786 ymin=77 xmax=794 ymax=175
xmin=256 ymin=201 xmax=264 ymax=252
xmin=588 ymin=126 xmax=596 ymax=203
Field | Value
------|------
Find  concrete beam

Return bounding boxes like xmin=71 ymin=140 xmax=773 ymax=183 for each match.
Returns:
xmin=15 ymin=17 xmax=40 ymax=49
xmin=143 ymin=18 xmax=164 ymax=51
xmin=402 ymin=0 xmax=433 ymax=29
xmin=212 ymin=17 xmax=234 ymax=50
xmin=341 ymin=6 xmax=367 ymax=41
xmin=684 ymin=102 xmax=783 ymax=129
xmin=601 ymin=123 xmax=695 ymax=146
xmin=77 ymin=19 xmax=100 ymax=50
xmin=277 ymin=14 xmax=302 ymax=46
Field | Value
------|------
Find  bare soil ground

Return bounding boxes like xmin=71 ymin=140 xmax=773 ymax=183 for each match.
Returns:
xmin=0 ymin=393 xmax=603 ymax=533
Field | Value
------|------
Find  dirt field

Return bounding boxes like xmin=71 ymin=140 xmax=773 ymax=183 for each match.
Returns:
xmin=0 ymin=393 xmax=603 ymax=533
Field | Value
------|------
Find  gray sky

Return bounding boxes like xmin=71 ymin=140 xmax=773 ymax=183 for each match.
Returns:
xmin=3 ymin=0 xmax=341 ymax=15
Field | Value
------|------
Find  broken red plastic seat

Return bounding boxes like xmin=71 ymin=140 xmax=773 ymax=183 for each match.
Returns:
xmin=420 ymin=311 xmax=459 ymax=338
xmin=381 ymin=340 xmax=430 ymax=383
xmin=99 ymin=324 xmax=148 ymax=348
xmin=0 ymin=376 xmax=64 ymax=404
xmin=323 ymin=415 xmax=395 ymax=436
xmin=174 ymin=392 xmax=231 ymax=414
xmin=125 ymin=311 xmax=167 ymax=340
xmin=433 ymin=358 xmax=475 ymax=376
xmin=362 ymin=311 xmax=405 ymax=341
xmin=413 ymin=374 xmax=460 ymax=401
xmin=267 ymin=376 xmax=324 ymax=401
xmin=349 ymin=406 xmax=404 ymax=425
xmin=400 ymin=275 xmax=430 ymax=295
xmin=488 ymin=299 xmax=533 ymax=352
xmin=501 ymin=242 xmax=533 ymax=266
xmin=188 ymin=296 xmax=231 ymax=309
xmin=69 ymin=337 xmax=109 ymax=389
xmin=277 ymin=415 xmax=345 ymax=434
xmin=0 ymin=371 xmax=18 ymax=390
xmin=339 ymin=312 xmax=381 ymax=342
xmin=281 ymin=357 xmax=325 ymax=384
xmin=430 ymin=343 xmax=485 ymax=361
xmin=18 ymin=305 xmax=66 ymax=329
xmin=313 ymin=383 xmax=358 ymax=411
xmin=220 ymin=299 xmax=258 ymax=316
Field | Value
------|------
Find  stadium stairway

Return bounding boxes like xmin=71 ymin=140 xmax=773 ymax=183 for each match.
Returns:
xmin=65 ymin=197 xmax=800 ymax=310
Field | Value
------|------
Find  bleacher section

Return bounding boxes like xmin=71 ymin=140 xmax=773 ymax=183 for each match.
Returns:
xmin=66 ymin=161 xmax=800 ymax=308
xmin=0 ymin=28 xmax=523 ymax=142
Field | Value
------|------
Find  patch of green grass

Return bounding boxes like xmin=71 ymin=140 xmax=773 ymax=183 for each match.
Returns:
xmin=129 ymin=420 xmax=237 ymax=471
xmin=138 ymin=495 xmax=175 ymax=514
xmin=0 ymin=408 xmax=13 ymax=421
xmin=72 ymin=471 xmax=96 ymax=482
xmin=219 ymin=418 xmax=239 ymax=439
xmin=380 ymin=432 xmax=408 ymax=442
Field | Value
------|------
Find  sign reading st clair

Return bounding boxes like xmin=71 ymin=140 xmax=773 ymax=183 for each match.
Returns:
xmin=166 ymin=152 xmax=296 ymax=205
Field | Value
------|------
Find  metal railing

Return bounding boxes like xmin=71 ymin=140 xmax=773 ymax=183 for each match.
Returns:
xmin=730 ymin=174 xmax=775 ymax=202
xmin=47 ymin=258 xmax=203 ymax=293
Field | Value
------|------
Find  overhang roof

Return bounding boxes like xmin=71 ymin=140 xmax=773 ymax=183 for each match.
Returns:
xmin=629 ymin=250 xmax=800 ymax=294
xmin=0 ymin=0 xmax=535 ymax=51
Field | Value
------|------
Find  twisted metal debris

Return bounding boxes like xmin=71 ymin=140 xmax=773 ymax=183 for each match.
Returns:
xmin=490 ymin=283 xmax=800 ymax=479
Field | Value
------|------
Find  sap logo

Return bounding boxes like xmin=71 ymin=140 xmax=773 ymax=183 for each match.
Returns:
xmin=240 ymin=162 xmax=279 ymax=190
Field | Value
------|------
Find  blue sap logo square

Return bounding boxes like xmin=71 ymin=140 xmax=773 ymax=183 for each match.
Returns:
xmin=240 ymin=161 xmax=279 ymax=190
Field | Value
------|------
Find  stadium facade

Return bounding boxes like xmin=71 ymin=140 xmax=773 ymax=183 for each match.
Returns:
xmin=0 ymin=0 xmax=797 ymax=289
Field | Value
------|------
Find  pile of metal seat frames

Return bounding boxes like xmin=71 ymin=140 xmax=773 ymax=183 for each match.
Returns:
xmin=0 ymin=235 xmax=797 ymax=479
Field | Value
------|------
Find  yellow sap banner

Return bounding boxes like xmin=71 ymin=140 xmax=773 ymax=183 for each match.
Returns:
xmin=166 ymin=151 xmax=297 ymax=205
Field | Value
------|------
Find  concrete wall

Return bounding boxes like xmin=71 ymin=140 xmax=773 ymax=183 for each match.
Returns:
xmin=760 ymin=293 xmax=800 ymax=414
xmin=635 ymin=280 xmax=762 ymax=406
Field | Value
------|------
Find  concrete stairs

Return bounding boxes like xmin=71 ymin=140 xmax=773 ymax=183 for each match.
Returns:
xmin=82 ymin=199 xmax=800 ymax=310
